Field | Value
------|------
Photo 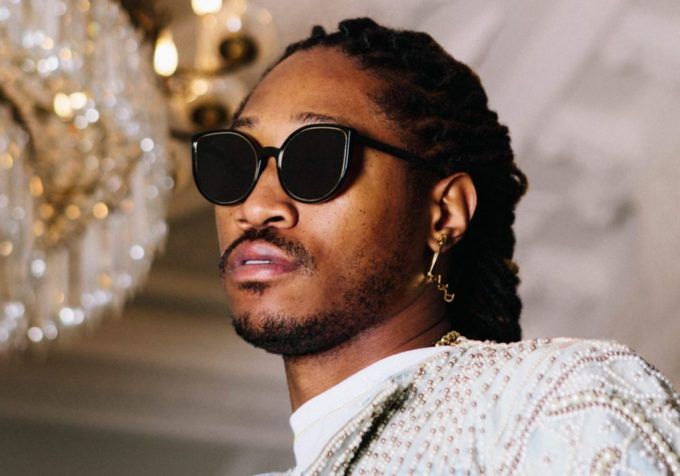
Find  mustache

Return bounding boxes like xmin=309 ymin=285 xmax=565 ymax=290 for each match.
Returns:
xmin=219 ymin=228 xmax=315 ymax=276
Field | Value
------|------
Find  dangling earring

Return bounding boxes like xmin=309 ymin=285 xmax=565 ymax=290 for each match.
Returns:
xmin=425 ymin=234 xmax=455 ymax=303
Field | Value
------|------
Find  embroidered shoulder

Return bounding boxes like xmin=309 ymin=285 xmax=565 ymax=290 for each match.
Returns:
xmin=487 ymin=339 xmax=680 ymax=475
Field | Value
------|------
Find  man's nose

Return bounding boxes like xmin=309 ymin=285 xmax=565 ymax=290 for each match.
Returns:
xmin=234 ymin=157 xmax=298 ymax=231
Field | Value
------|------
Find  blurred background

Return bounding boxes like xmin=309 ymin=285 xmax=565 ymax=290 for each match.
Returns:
xmin=0 ymin=0 xmax=679 ymax=474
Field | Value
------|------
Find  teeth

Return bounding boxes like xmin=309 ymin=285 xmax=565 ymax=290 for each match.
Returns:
xmin=244 ymin=259 xmax=273 ymax=265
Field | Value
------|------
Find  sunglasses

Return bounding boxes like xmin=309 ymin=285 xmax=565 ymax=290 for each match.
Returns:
xmin=191 ymin=123 xmax=425 ymax=205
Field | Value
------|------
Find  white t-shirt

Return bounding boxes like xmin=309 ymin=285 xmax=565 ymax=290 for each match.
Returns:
xmin=289 ymin=346 xmax=451 ymax=474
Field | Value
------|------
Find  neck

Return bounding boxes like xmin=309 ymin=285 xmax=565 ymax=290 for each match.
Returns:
xmin=283 ymin=284 xmax=450 ymax=412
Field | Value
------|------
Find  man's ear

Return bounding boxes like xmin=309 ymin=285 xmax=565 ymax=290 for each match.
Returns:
xmin=427 ymin=172 xmax=477 ymax=252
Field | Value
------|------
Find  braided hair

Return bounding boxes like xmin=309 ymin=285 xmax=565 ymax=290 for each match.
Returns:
xmin=241 ymin=18 xmax=528 ymax=343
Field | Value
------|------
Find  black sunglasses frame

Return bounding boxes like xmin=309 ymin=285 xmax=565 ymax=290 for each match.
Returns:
xmin=191 ymin=123 xmax=426 ymax=206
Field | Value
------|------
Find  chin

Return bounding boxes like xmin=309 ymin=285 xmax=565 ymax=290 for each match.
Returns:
xmin=230 ymin=309 xmax=356 ymax=357
xmin=229 ymin=292 xmax=391 ymax=357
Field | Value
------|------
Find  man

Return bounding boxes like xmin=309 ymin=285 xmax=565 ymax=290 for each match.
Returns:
xmin=192 ymin=18 xmax=680 ymax=475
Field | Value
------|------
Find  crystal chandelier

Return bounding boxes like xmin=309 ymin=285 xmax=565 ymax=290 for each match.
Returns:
xmin=0 ymin=0 xmax=173 ymax=354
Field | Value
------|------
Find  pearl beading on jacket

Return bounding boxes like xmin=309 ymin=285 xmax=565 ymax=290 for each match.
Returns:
xmin=272 ymin=338 xmax=680 ymax=475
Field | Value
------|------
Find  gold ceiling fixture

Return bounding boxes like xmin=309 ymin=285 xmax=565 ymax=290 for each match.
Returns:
xmin=153 ymin=0 xmax=280 ymax=140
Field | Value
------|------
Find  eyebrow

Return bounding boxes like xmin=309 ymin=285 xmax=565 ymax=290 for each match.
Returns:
xmin=291 ymin=111 xmax=347 ymax=125
xmin=230 ymin=111 xmax=349 ymax=130
xmin=230 ymin=116 xmax=257 ymax=129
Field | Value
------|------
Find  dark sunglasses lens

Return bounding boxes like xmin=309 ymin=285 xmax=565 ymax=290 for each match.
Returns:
xmin=194 ymin=133 xmax=257 ymax=204
xmin=280 ymin=127 xmax=348 ymax=202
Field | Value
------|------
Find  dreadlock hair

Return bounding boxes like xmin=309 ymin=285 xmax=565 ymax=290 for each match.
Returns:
xmin=241 ymin=17 xmax=528 ymax=343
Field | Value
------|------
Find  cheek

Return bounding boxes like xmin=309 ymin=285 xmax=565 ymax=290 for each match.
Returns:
xmin=309 ymin=162 xmax=427 ymax=273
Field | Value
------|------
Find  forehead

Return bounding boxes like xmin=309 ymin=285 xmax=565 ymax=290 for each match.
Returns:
xmin=240 ymin=47 xmax=387 ymax=132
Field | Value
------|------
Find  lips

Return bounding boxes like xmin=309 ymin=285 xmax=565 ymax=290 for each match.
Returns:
xmin=225 ymin=241 xmax=300 ymax=282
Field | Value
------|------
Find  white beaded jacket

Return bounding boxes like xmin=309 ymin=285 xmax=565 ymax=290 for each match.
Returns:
xmin=272 ymin=337 xmax=680 ymax=475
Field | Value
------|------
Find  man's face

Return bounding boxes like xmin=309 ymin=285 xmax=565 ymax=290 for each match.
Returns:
xmin=215 ymin=47 xmax=432 ymax=356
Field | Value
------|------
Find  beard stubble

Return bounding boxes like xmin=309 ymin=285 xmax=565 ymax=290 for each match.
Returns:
xmin=229 ymin=222 xmax=419 ymax=357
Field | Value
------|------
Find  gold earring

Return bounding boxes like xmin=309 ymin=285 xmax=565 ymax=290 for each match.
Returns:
xmin=425 ymin=234 xmax=455 ymax=303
